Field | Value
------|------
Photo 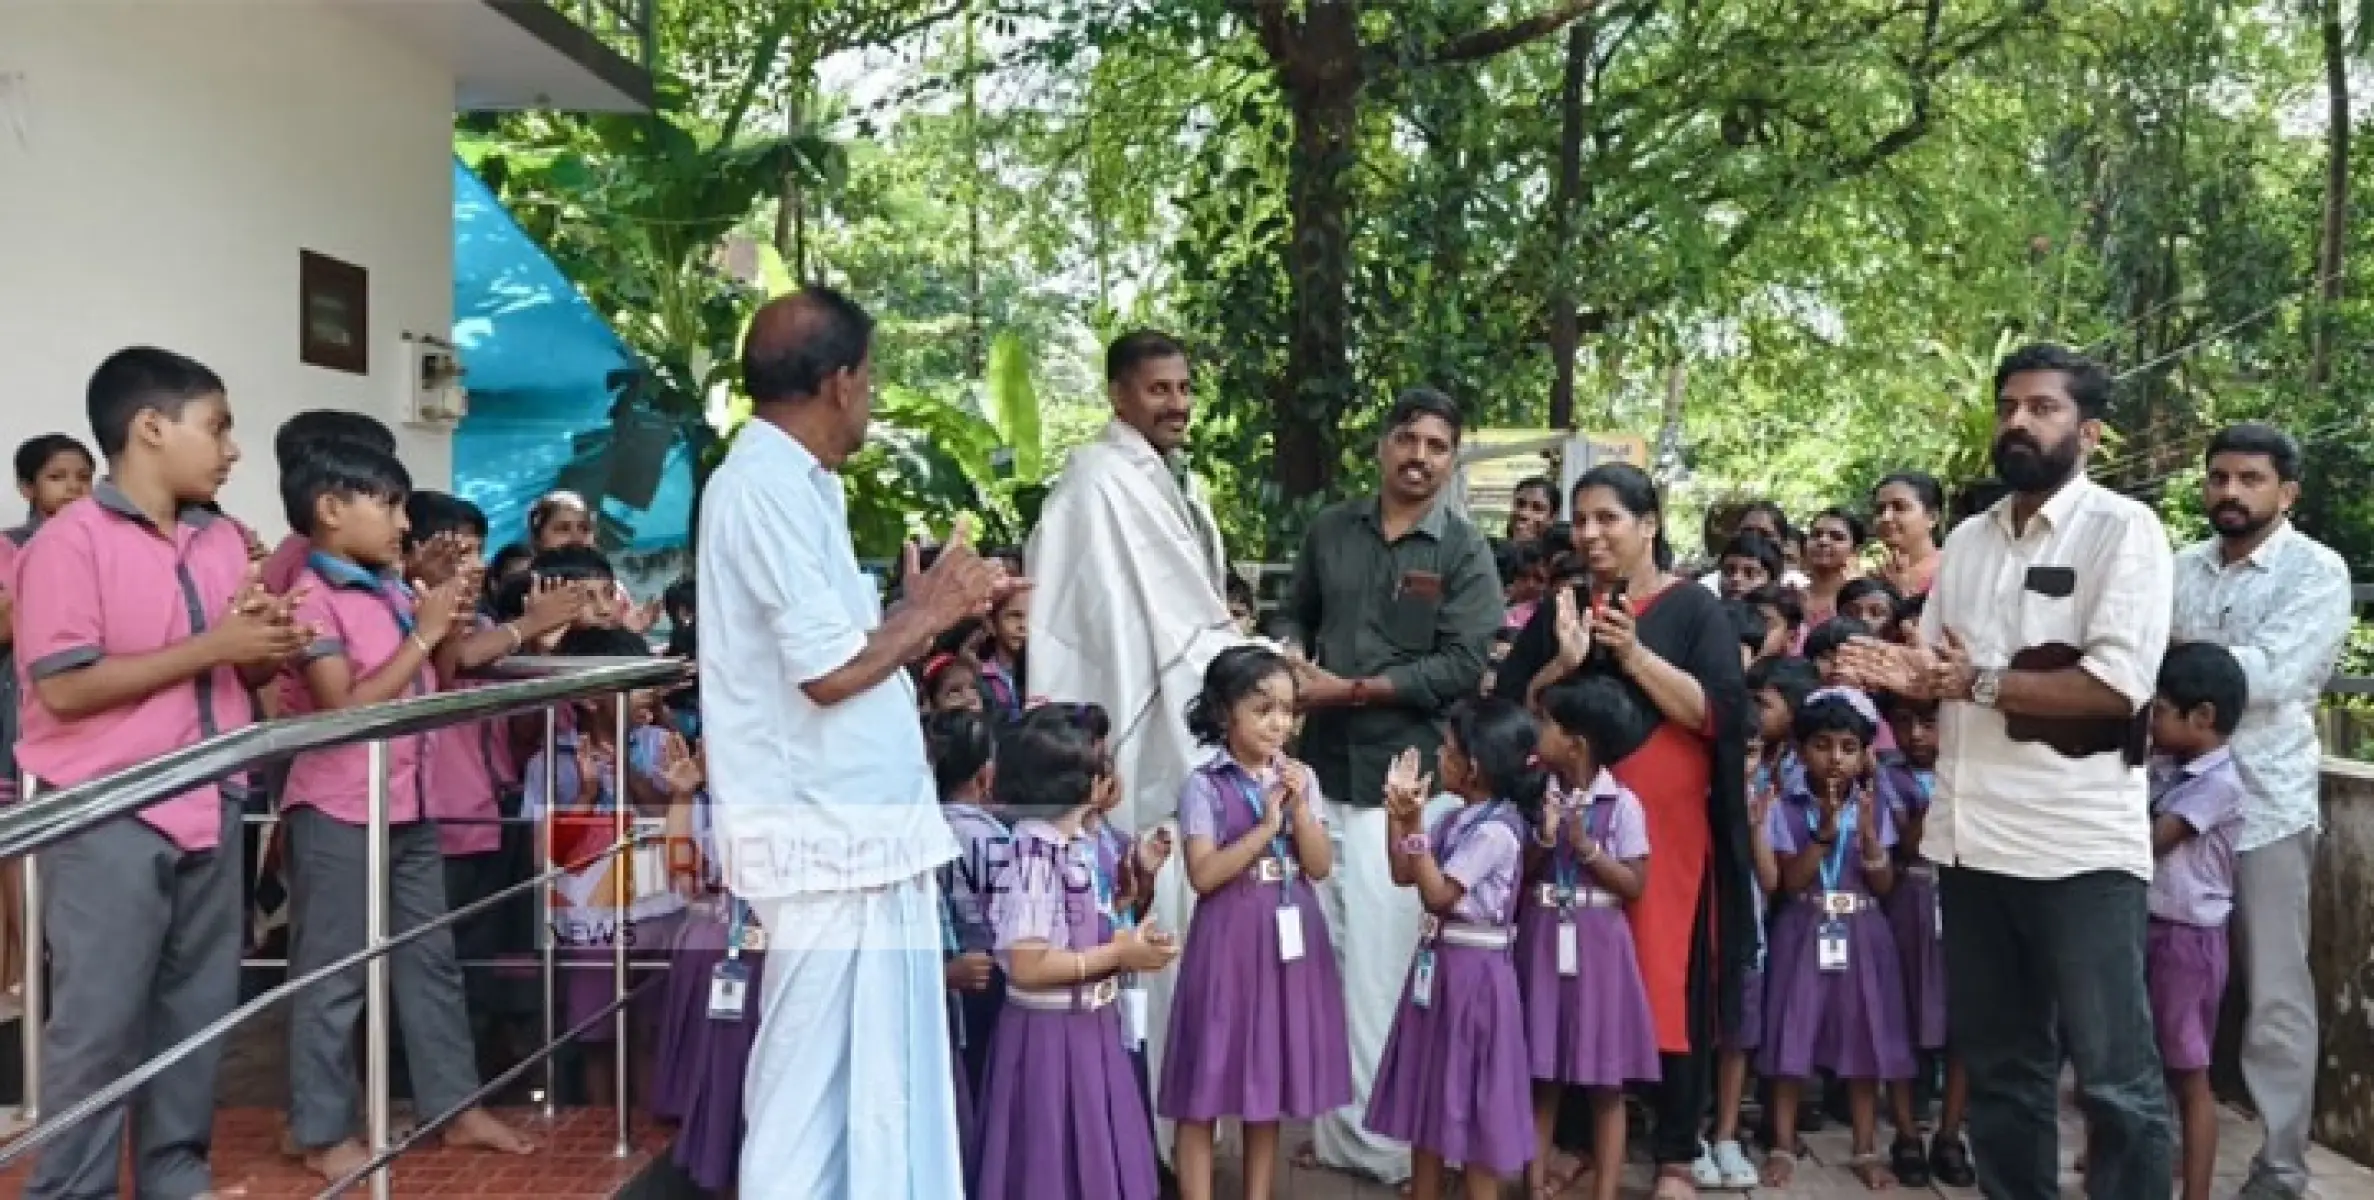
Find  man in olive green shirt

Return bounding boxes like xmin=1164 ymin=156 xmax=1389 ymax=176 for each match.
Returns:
xmin=1283 ymin=387 xmax=1503 ymax=1183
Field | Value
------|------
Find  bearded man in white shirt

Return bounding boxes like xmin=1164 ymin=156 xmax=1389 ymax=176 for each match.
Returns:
xmin=1027 ymin=330 xmax=1245 ymax=1165
xmin=2169 ymin=422 xmax=2353 ymax=1200
xmin=1844 ymin=343 xmax=2175 ymax=1200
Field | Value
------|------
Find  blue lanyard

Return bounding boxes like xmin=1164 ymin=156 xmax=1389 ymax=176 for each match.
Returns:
xmin=1080 ymin=834 xmax=1133 ymax=933
xmin=1233 ymin=772 xmax=1295 ymax=875
xmin=724 ymin=896 xmax=748 ymax=961
xmin=1551 ymin=796 xmax=1605 ymax=897
xmin=1805 ymin=794 xmax=1859 ymax=894
xmin=306 ymin=550 xmax=416 ymax=634
xmin=1913 ymin=769 xmax=1935 ymax=805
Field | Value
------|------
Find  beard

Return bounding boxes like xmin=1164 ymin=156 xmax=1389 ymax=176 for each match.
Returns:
xmin=2210 ymin=500 xmax=2277 ymax=541
xmin=1991 ymin=429 xmax=2083 ymax=493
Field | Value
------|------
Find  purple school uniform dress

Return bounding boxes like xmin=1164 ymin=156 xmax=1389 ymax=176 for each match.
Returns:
xmin=652 ymin=894 xmax=767 ymax=1192
xmin=974 ymin=820 xmax=1160 ymax=1200
xmin=1157 ymin=757 xmax=1354 ymax=1122
xmin=1727 ymin=752 xmax=1799 ymax=1053
xmin=1759 ymin=783 xmax=1916 ymax=1082
xmin=940 ymin=801 xmax=1013 ymax=1095
xmin=1364 ymin=801 xmax=1535 ymax=1178
xmin=2146 ymin=750 xmax=2245 ymax=1072
xmin=1876 ymin=755 xmax=1948 ymax=1051
xmin=1513 ymin=772 xmax=1661 ymax=1088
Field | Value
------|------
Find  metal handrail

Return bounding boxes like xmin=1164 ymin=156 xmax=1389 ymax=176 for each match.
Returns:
xmin=2 ymin=655 xmax=690 ymax=1198
xmin=0 ymin=656 xmax=684 ymax=862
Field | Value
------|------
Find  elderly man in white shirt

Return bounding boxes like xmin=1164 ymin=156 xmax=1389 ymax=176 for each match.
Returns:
xmin=698 ymin=287 xmax=1009 ymax=1200
xmin=2169 ymin=422 xmax=2354 ymax=1200
xmin=1845 ymin=343 xmax=2174 ymax=1200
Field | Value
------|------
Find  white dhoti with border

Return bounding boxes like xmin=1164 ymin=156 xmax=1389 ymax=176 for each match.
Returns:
xmin=740 ymin=875 xmax=964 ymax=1200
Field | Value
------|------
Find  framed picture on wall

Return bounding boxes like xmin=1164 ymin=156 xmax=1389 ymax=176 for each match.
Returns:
xmin=298 ymin=250 xmax=368 ymax=374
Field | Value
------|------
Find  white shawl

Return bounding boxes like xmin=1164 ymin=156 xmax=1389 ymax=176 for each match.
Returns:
xmin=1025 ymin=419 xmax=1241 ymax=832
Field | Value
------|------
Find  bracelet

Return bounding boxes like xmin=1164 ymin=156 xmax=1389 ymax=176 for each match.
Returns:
xmin=503 ymin=623 xmax=524 ymax=652
xmin=1860 ymin=855 xmax=1891 ymax=873
xmin=1394 ymin=833 xmax=1431 ymax=857
xmin=1073 ymin=951 xmax=1088 ymax=984
xmin=409 ymin=633 xmax=434 ymax=656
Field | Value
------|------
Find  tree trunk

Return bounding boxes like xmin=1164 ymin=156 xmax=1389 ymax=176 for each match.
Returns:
xmin=1548 ymin=20 xmax=1591 ymax=430
xmin=964 ymin=11 xmax=986 ymax=382
xmin=772 ymin=83 xmax=809 ymax=275
xmin=2312 ymin=0 xmax=2350 ymax=387
xmin=1276 ymin=76 xmax=1362 ymax=501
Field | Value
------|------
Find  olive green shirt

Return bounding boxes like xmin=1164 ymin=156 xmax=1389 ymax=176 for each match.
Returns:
xmin=1279 ymin=496 xmax=1504 ymax=809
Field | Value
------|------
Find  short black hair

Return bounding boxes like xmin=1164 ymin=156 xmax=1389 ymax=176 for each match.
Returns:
xmin=493 ymin=544 xmax=615 ymax=621
xmin=1745 ymin=584 xmax=1803 ymax=634
xmin=1225 ymin=572 xmax=1255 ymax=608
xmin=86 ymin=347 xmax=224 ymax=459
xmin=1105 ymin=329 xmax=1189 ymax=385
xmin=743 ymin=286 xmax=875 ymax=404
xmin=1748 ymin=655 xmax=1822 ymax=715
xmin=663 ymin=575 xmax=696 ymax=619
xmin=555 ymin=624 xmax=650 ymax=658
xmin=1185 ymin=644 xmax=1295 ymax=746
xmin=1803 ymin=616 xmax=1871 ymax=663
xmin=993 ymin=718 xmax=1105 ymax=813
xmin=1384 ymin=386 xmax=1463 ymax=444
xmin=1724 ymin=597 xmax=1770 ymax=655
xmin=2157 ymin=641 xmax=2248 ymax=737
xmin=1994 ymin=342 xmax=2114 ymax=421
xmin=280 ymin=440 xmax=411 ymax=537
xmin=925 ymin=710 xmax=997 ymax=798
xmin=1539 ymin=673 xmax=1654 ymax=772
xmin=1794 ymin=688 xmax=1878 ymax=745
xmin=2204 ymin=422 xmax=2303 ymax=483
xmin=1495 ymin=537 xmax=1546 ymax=587
xmin=274 ymin=410 xmax=395 ymax=471
xmin=403 ymin=490 xmax=487 ymax=548
xmin=1810 ymin=505 xmax=1868 ymax=548
xmin=1022 ymin=699 xmax=1110 ymax=743
xmin=14 ymin=434 xmax=94 ymax=486
xmin=1836 ymin=576 xmax=1905 ymax=623
xmin=1719 ymin=531 xmax=1784 ymax=580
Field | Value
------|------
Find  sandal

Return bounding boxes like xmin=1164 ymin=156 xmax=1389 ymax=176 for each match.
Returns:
xmin=1890 ymin=1134 xmax=1931 ymax=1187
xmin=1760 ymin=1147 xmax=1799 ymax=1189
xmin=1930 ymin=1131 xmax=1977 ymax=1188
xmin=1848 ymin=1152 xmax=1898 ymax=1191
xmin=1539 ymin=1151 xmax=1588 ymax=1196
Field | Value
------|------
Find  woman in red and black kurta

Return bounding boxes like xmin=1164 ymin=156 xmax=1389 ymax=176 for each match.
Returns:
xmin=1497 ymin=463 xmax=1755 ymax=1200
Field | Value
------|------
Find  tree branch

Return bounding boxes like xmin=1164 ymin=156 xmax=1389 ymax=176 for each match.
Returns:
xmin=1421 ymin=0 xmax=1606 ymax=66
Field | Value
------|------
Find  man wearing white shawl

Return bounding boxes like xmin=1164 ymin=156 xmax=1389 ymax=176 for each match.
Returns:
xmin=1026 ymin=330 xmax=1244 ymax=1165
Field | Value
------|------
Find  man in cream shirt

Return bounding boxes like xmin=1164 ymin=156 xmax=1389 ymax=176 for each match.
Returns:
xmin=1846 ymin=343 xmax=2174 ymax=1200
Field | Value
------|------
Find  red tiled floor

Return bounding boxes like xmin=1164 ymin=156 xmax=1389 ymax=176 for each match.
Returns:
xmin=0 ymin=1106 xmax=668 ymax=1198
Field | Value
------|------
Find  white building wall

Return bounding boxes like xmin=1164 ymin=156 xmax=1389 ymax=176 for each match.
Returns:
xmin=0 ymin=2 xmax=455 ymax=537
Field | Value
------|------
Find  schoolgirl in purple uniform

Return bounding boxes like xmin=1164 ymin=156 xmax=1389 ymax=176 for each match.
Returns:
xmin=1365 ymin=697 xmax=1543 ymax=1200
xmin=975 ymin=717 xmax=1181 ymax=1200
xmin=928 ymin=709 xmax=1006 ymax=1183
xmin=1523 ymin=675 xmax=1660 ymax=1200
xmin=1875 ymin=690 xmax=1973 ymax=1187
xmin=1159 ymin=645 xmax=1353 ymax=1200
xmin=1758 ymin=687 xmax=1915 ymax=1191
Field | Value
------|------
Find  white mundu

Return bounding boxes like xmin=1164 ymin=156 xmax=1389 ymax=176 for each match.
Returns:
xmin=1028 ymin=417 xmax=1243 ymax=1164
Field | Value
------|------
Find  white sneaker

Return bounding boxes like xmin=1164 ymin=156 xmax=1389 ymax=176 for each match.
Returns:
xmin=1692 ymin=1141 xmax=1726 ymax=1189
xmin=1712 ymin=1139 xmax=1760 ymax=1189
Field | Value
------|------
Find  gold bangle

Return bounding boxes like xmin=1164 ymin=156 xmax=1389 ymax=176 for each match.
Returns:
xmin=410 ymin=633 xmax=434 ymax=656
xmin=1073 ymin=951 xmax=1087 ymax=984
xmin=504 ymin=623 xmax=524 ymax=651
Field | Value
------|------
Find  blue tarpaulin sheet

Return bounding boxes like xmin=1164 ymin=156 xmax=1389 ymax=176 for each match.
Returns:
xmin=449 ymin=156 xmax=693 ymax=554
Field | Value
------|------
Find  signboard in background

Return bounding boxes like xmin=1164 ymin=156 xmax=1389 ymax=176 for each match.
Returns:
xmin=1452 ymin=430 xmax=1648 ymax=537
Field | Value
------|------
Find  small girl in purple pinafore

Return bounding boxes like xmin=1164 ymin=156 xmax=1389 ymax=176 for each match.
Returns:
xmin=1158 ymin=647 xmax=1352 ymax=1200
xmin=1875 ymin=690 xmax=1974 ymax=1188
xmin=974 ymin=717 xmax=1181 ymax=1200
xmin=1698 ymin=655 xmax=1809 ymax=1191
xmin=1758 ymin=687 xmax=1915 ymax=1192
xmin=1523 ymin=674 xmax=1660 ymax=1200
xmin=927 ymin=709 xmax=1007 ymax=1184
xmin=1365 ymin=697 xmax=1543 ymax=1200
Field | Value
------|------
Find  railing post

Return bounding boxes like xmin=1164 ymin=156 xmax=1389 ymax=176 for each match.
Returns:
xmin=17 ymin=774 xmax=39 ymax=1125
xmin=364 ymin=740 xmax=392 ymax=1200
xmin=539 ymin=706 xmax=558 ymax=1117
xmin=611 ymin=694 xmax=630 ymax=1159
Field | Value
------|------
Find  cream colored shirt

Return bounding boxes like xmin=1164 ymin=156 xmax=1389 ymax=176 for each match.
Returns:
xmin=1919 ymin=475 xmax=2173 ymax=882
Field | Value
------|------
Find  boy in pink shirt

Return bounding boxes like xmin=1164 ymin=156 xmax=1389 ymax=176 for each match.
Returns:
xmin=14 ymin=348 xmax=311 ymax=1199
xmin=278 ymin=443 xmax=534 ymax=1181
xmin=257 ymin=409 xmax=397 ymax=596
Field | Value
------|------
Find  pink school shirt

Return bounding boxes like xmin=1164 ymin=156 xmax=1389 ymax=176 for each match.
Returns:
xmin=1435 ymin=802 xmax=1524 ymax=926
xmin=2147 ymin=749 xmax=2246 ymax=928
xmin=430 ymin=616 xmax=522 ymax=858
xmin=261 ymin=533 xmax=310 ymax=595
xmin=281 ymin=564 xmax=435 ymax=826
xmin=11 ymin=489 xmax=257 ymax=851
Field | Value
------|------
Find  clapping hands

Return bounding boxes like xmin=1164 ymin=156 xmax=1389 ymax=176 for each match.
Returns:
xmin=1383 ymin=747 xmax=1432 ymax=824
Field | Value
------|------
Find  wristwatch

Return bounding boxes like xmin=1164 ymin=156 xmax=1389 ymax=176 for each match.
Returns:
xmin=1394 ymin=833 xmax=1431 ymax=857
xmin=1971 ymin=667 xmax=2004 ymax=708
